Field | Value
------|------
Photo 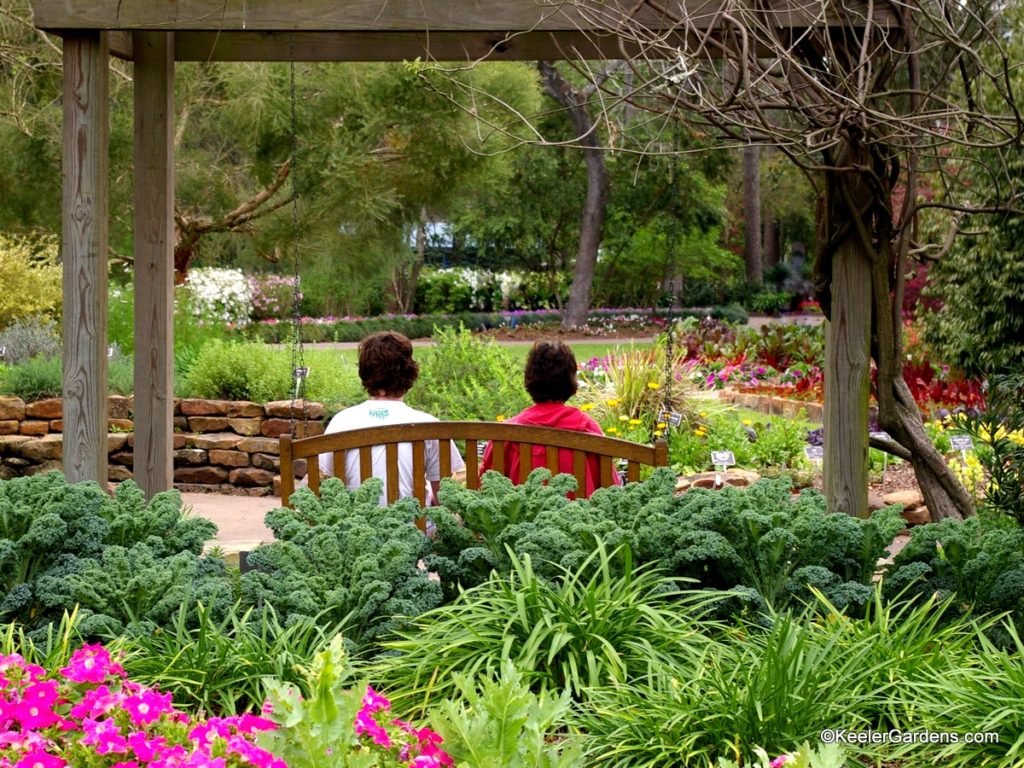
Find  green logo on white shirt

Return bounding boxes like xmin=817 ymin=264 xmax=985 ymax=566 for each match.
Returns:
xmin=368 ymin=408 xmax=390 ymax=420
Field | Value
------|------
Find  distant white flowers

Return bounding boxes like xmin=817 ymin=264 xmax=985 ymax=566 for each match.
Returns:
xmin=183 ymin=267 xmax=253 ymax=327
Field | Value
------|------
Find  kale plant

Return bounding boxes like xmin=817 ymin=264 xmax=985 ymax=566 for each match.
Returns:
xmin=428 ymin=469 xmax=904 ymax=615
xmin=883 ymin=516 xmax=1024 ymax=644
xmin=0 ymin=473 xmax=228 ymax=639
xmin=240 ymin=478 xmax=444 ymax=650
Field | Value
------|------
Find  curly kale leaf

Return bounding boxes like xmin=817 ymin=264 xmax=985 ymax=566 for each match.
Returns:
xmin=104 ymin=482 xmax=216 ymax=556
xmin=33 ymin=544 xmax=233 ymax=637
xmin=788 ymin=565 xmax=874 ymax=613
xmin=242 ymin=482 xmax=443 ymax=648
xmin=884 ymin=517 xmax=1024 ymax=627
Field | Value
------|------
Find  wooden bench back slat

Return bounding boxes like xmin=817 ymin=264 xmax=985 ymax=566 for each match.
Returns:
xmin=333 ymin=450 xmax=346 ymax=484
xmin=307 ymin=454 xmax=321 ymax=495
xmin=439 ymin=440 xmax=452 ymax=480
xmin=278 ymin=421 xmax=668 ymax=508
xmin=516 ymin=442 xmax=531 ymax=483
xmin=545 ymin=445 xmax=559 ymax=476
xmin=384 ymin=443 xmax=400 ymax=503
xmin=465 ymin=439 xmax=480 ymax=491
xmin=411 ymin=442 xmax=426 ymax=506
xmin=572 ymin=450 xmax=586 ymax=492
xmin=493 ymin=441 xmax=506 ymax=476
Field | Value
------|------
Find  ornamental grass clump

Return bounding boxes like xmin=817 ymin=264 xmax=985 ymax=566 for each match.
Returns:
xmin=372 ymin=542 xmax=725 ymax=714
xmin=0 ymin=643 xmax=284 ymax=768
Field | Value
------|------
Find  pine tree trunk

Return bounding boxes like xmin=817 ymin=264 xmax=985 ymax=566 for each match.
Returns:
xmin=538 ymin=61 xmax=608 ymax=330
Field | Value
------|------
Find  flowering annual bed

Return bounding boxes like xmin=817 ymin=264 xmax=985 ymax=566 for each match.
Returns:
xmin=0 ymin=645 xmax=285 ymax=768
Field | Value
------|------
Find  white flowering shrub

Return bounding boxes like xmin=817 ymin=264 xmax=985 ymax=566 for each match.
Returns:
xmin=415 ymin=268 xmax=526 ymax=313
xmin=183 ymin=267 xmax=253 ymax=327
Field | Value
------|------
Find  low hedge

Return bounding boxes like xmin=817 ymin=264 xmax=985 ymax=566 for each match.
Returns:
xmin=246 ymin=305 xmax=749 ymax=343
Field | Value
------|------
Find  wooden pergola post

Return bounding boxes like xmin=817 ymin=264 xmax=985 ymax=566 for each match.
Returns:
xmin=132 ymin=31 xmax=175 ymax=498
xmin=61 ymin=32 xmax=109 ymax=487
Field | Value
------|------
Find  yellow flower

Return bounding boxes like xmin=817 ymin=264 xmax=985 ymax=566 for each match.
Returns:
xmin=607 ymin=427 xmax=619 ymax=434
xmin=629 ymin=418 xmax=642 ymax=425
xmin=580 ymin=403 xmax=595 ymax=412
xmin=647 ymin=382 xmax=660 ymax=390
xmin=656 ymin=422 xmax=667 ymax=429
xmin=606 ymin=399 xmax=619 ymax=407
xmin=699 ymin=411 xmax=708 ymax=418
xmin=495 ymin=415 xmax=506 ymax=422
xmin=694 ymin=428 xmax=706 ymax=437
xmin=619 ymin=415 xmax=629 ymax=422
xmin=653 ymin=430 xmax=663 ymax=438
xmin=742 ymin=419 xmax=753 ymax=426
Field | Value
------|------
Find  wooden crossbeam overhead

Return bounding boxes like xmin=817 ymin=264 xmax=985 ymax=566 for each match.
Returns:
xmin=36 ymin=0 xmax=893 ymax=62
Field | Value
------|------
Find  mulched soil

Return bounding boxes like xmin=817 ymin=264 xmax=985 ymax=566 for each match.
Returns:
xmin=809 ymin=460 xmax=922 ymax=498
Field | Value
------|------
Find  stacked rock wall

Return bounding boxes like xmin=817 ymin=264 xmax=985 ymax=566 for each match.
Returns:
xmin=0 ymin=395 xmax=324 ymax=494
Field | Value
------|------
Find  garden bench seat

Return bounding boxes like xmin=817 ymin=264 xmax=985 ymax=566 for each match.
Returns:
xmin=278 ymin=421 xmax=668 ymax=509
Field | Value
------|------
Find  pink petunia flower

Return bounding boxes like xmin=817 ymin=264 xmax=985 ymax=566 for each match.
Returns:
xmin=60 ymin=644 xmax=125 ymax=685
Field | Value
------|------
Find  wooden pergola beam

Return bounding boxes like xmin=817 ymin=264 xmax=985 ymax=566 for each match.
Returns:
xmin=61 ymin=31 xmax=109 ymax=487
xmin=36 ymin=0 xmax=895 ymax=62
xmin=132 ymin=31 xmax=175 ymax=499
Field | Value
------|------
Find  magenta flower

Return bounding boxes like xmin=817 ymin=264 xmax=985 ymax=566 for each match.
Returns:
xmin=70 ymin=684 xmax=120 ymax=720
xmin=127 ymin=731 xmax=167 ymax=761
xmin=14 ymin=680 xmax=61 ymax=730
xmin=225 ymin=734 xmax=287 ymax=768
xmin=361 ymin=686 xmax=390 ymax=714
xmin=14 ymin=749 xmax=66 ymax=768
xmin=123 ymin=689 xmax=173 ymax=726
xmin=354 ymin=709 xmax=391 ymax=748
xmin=60 ymin=644 xmax=124 ymax=684
xmin=79 ymin=716 xmax=128 ymax=754
xmin=228 ymin=713 xmax=277 ymax=734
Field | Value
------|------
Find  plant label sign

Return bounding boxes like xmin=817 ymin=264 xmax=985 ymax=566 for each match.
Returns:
xmin=804 ymin=445 xmax=824 ymax=461
xmin=659 ymin=410 xmax=683 ymax=427
xmin=293 ymin=366 xmax=310 ymax=380
xmin=950 ymin=434 xmax=974 ymax=451
xmin=710 ymin=450 xmax=736 ymax=467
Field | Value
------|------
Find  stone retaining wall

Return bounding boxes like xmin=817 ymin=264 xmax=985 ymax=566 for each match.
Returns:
xmin=0 ymin=395 xmax=324 ymax=494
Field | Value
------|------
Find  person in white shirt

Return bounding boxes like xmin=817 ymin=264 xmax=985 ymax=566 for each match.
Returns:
xmin=319 ymin=331 xmax=464 ymax=505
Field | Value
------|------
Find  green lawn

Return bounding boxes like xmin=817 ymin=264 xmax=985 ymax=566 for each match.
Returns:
xmin=321 ymin=339 xmax=654 ymax=368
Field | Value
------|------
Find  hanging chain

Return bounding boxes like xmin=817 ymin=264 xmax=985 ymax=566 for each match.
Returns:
xmin=288 ymin=37 xmax=309 ymax=436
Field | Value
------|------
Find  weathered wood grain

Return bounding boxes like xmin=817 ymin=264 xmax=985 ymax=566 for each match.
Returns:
xmin=823 ymin=244 xmax=871 ymax=518
xmin=33 ymin=0 xmax=896 ymax=44
xmin=62 ymin=32 xmax=109 ymax=486
xmin=132 ymin=31 xmax=175 ymax=499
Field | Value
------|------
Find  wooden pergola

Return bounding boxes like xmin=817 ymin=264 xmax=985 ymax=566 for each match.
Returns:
xmin=30 ymin=0 xmax=874 ymax=499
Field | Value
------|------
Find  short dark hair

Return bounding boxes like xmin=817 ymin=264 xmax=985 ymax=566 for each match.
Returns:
xmin=358 ymin=331 xmax=419 ymax=397
xmin=524 ymin=340 xmax=578 ymax=403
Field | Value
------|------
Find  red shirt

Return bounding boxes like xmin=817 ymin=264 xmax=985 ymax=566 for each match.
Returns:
xmin=479 ymin=402 xmax=621 ymax=498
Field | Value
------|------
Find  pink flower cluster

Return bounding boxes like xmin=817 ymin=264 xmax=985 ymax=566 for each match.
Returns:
xmin=353 ymin=687 xmax=452 ymax=768
xmin=0 ymin=645 xmax=283 ymax=768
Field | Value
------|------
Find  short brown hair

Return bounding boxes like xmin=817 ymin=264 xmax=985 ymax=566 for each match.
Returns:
xmin=524 ymin=340 xmax=578 ymax=403
xmin=358 ymin=332 xmax=419 ymax=397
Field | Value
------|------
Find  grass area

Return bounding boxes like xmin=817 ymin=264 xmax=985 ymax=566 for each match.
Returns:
xmin=314 ymin=339 xmax=655 ymax=368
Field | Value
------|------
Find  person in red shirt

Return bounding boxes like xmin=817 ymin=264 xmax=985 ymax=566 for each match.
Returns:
xmin=480 ymin=339 xmax=621 ymax=498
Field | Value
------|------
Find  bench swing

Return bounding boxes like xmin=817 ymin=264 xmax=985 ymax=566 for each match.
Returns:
xmin=273 ymin=58 xmax=667 ymax=517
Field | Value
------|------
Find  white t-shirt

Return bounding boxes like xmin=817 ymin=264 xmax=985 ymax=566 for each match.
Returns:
xmin=319 ymin=399 xmax=465 ymax=506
